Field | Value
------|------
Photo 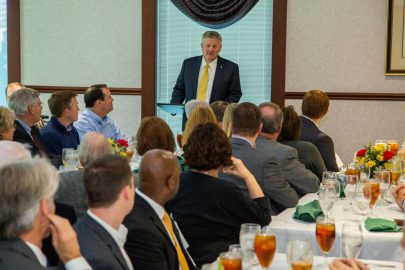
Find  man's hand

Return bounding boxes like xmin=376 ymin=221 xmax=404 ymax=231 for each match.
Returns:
xmin=392 ymin=183 xmax=405 ymax=210
xmin=330 ymin=259 xmax=369 ymax=270
xmin=48 ymin=214 xmax=81 ymax=264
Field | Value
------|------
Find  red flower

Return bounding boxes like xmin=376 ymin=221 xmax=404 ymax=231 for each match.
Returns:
xmin=116 ymin=139 xmax=128 ymax=148
xmin=356 ymin=149 xmax=366 ymax=157
xmin=383 ymin=151 xmax=394 ymax=161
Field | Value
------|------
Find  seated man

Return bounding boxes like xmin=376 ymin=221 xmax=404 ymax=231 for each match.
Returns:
xmin=9 ymin=88 xmax=47 ymax=156
xmin=124 ymin=149 xmax=196 ymax=270
xmin=74 ymin=84 xmax=125 ymax=140
xmin=55 ymin=132 xmax=115 ymax=218
xmin=0 ymin=158 xmax=91 ymax=270
xmin=5 ymin=82 xmax=24 ymax=103
xmin=41 ymin=91 xmax=80 ymax=167
xmin=258 ymin=102 xmax=319 ymax=196
xmin=66 ymin=155 xmax=135 ymax=270
xmin=220 ymin=102 xmax=299 ymax=215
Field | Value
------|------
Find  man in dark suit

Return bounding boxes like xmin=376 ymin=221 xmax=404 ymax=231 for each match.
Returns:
xmin=124 ymin=149 xmax=196 ymax=270
xmin=171 ymin=31 xmax=242 ymax=105
xmin=69 ymin=155 xmax=135 ymax=270
xmin=299 ymin=90 xmax=339 ymax=172
xmin=257 ymin=102 xmax=319 ymax=196
xmin=0 ymin=158 xmax=91 ymax=270
xmin=220 ymin=102 xmax=299 ymax=215
xmin=9 ymin=88 xmax=46 ymax=157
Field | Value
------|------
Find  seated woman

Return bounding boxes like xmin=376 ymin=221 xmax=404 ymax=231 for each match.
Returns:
xmin=181 ymin=106 xmax=217 ymax=147
xmin=167 ymin=123 xmax=271 ymax=266
xmin=278 ymin=106 xmax=326 ymax=181
xmin=222 ymin=103 xmax=237 ymax=137
xmin=0 ymin=106 xmax=16 ymax=140
xmin=135 ymin=116 xmax=187 ymax=172
xmin=299 ymin=90 xmax=339 ymax=171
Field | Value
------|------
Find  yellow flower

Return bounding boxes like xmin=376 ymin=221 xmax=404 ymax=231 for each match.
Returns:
xmin=359 ymin=157 xmax=365 ymax=164
xmin=374 ymin=144 xmax=384 ymax=152
xmin=107 ymin=138 xmax=114 ymax=144
xmin=366 ymin=160 xmax=376 ymax=168
xmin=377 ymin=155 xmax=384 ymax=161
xmin=119 ymin=152 xmax=127 ymax=157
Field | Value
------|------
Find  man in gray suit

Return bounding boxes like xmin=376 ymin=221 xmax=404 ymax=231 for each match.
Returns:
xmin=258 ymin=102 xmax=319 ymax=196
xmin=221 ymin=102 xmax=299 ymax=215
xmin=56 ymin=132 xmax=115 ymax=217
xmin=0 ymin=158 xmax=91 ymax=270
xmin=69 ymin=155 xmax=135 ymax=270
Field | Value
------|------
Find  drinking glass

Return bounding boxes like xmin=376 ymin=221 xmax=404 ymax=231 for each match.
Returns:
xmin=126 ymin=138 xmax=136 ymax=161
xmin=359 ymin=164 xmax=370 ymax=180
xmin=389 ymin=158 xmax=402 ymax=185
xmin=228 ymin=244 xmax=242 ymax=253
xmin=353 ymin=182 xmax=371 ymax=221
xmin=341 ymin=222 xmax=363 ymax=258
xmin=346 ymin=162 xmax=360 ymax=178
xmin=318 ymin=182 xmax=336 ymax=219
xmin=286 ymin=238 xmax=313 ymax=270
xmin=399 ymin=142 xmax=405 ymax=160
xmin=219 ymin=251 xmax=242 ymax=270
xmin=322 ymin=172 xmax=340 ymax=200
xmin=62 ymin=148 xmax=79 ymax=170
xmin=366 ymin=179 xmax=380 ymax=215
xmin=176 ymin=131 xmax=183 ymax=149
xmin=240 ymin=223 xmax=260 ymax=269
xmin=316 ymin=216 xmax=336 ymax=267
xmin=387 ymin=140 xmax=399 ymax=155
xmin=254 ymin=226 xmax=276 ymax=270
xmin=375 ymin=140 xmax=387 ymax=148
xmin=374 ymin=169 xmax=391 ymax=206
xmin=344 ymin=175 xmax=358 ymax=204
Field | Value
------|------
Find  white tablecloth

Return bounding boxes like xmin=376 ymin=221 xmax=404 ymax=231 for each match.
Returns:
xmin=269 ymin=193 xmax=405 ymax=261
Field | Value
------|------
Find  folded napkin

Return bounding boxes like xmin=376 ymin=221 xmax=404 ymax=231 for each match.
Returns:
xmin=365 ymin=218 xmax=402 ymax=232
xmin=293 ymin=200 xmax=324 ymax=223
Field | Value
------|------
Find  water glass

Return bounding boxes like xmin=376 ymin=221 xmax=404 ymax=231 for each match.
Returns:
xmin=286 ymin=238 xmax=313 ymax=270
xmin=342 ymin=222 xmax=363 ymax=258
xmin=318 ymin=183 xmax=336 ymax=219
xmin=374 ymin=169 xmax=391 ymax=206
xmin=353 ymin=182 xmax=371 ymax=220
xmin=240 ymin=223 xmax=260 ymax=269
xmin=62 ymin=148 xmax=79 ymax=170
xmin=254 ymin=226 xmax=276 ymax=270
xmin=344 ymin=175 xmax=358 ymax=204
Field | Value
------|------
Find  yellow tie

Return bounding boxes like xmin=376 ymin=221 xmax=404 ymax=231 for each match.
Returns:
xmin=162 ymin=212 xmax=190 ymax=270
xmin=197 ymin=64 xmax=209 ymax=100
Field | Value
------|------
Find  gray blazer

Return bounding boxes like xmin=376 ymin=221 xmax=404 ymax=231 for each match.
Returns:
xmin=67 ymin=213 xmax=130 ymax=270
xmin=220 ymin=137 xmax=299 ymax=215
xmin=281 ymin=140 xmax=327 ymax=181
xmin=256 ymin=136 xmax=320 ymax=196
xmin=0 ymin=239 xmax=45 ymax=270
xmin=55 ymin=170 xmax=87 ymax=218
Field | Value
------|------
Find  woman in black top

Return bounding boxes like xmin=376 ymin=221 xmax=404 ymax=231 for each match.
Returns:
xmin=167 ymin=123 xmax=271 ymax=266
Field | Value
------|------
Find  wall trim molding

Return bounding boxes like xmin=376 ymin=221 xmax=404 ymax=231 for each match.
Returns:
xmin=27 ymin=85 xmax=142 ymax=95
xmin=285 ymin=92 xmax=405 ymax=101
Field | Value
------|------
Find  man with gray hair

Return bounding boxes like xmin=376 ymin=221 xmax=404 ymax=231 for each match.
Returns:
xmin=56 ymin=132 xmax=115 ymax=217
xmin=0 ymin=158 xmax=91 ymax=270
xmin=9 ymin=88 xmax=46 ymax=156
xmin=0 ymin=141 xmax=31 ymax=166
xmin=257 ymin=102 xmax=319 ymax=196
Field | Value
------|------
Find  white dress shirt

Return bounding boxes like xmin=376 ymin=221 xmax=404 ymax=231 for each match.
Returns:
xmin=87 ymin=210 xmax=134 ymax=270
xmin=25 ymin=240 xmax=92 ymax=270
xmin=197 ymin=58 xmax=218 ymax=103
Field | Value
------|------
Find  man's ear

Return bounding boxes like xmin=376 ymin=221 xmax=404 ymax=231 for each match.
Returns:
xmin=258 ymin=122 xmax=263 ymax=134
xmin=39 ymin=199 xmax=50 ymax=216
xmin=166 ymin=175 xmax=175 ymax=190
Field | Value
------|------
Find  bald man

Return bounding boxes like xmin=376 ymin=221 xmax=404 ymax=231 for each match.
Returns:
xmin=5 ymin=82 xmax=24 ymax=103
xmin=123 ymin=150 xmax=196 ymax=270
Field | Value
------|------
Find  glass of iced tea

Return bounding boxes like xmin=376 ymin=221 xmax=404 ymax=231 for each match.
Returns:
xmin=286 ymin=238 xmax=313 ymax=270
xmin=346 ymin=162 xmax=360 ymax=178
xmin=219 ymin=251 xmax=242 ymax=270
xmin=364 ymin=180 xmax=379 ymax=216
xmin=387 ymin=140 xmax=399 ymax=155
xmin=374 ymin=169 xmax=391 ymax=206
xmin=176 ymin=131 xmax=183 ymax=149
xmin=316 ymin=216 xmax=335 ymax=266
xmin=254 ymin=226 xmax=276 ymax=270
xmin=389 ymin=158 xmax=402 ymax=185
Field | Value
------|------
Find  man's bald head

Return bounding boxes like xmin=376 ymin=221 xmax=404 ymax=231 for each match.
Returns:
xmin=5 ymin=82 xmax=25 ymax=103
xmin=138 ymin=149 xmax=180 ymax=205
xmin=78 ymin=132 xmax=114 ymax=166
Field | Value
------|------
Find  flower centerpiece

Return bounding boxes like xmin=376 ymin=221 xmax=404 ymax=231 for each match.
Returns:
xmin=108 ymin=138 xmax=129 ymax=158
xmin=356 ymin=143 xmax=395 ymax=177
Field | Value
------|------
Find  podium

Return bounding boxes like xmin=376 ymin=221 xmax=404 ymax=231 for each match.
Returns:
xmin=157 ymin=103 xmax=185 ymax=116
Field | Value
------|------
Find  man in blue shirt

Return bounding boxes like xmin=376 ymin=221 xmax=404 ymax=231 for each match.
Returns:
xmin=41 ymin=91 xmax=80 ymax=167
xmin=74 ymin=84 xmax=126 ymax=141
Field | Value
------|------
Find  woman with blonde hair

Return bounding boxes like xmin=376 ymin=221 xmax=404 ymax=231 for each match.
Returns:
xmin=181 ymin=106 xmax=217 ymax=146
xmin=0 ymin=106 xmax=16 ymax=140
xmin=222 ymin=103 xmax=237 ymax=137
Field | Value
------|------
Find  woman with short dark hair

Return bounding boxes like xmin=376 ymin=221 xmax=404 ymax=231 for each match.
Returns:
xmin=167 ymin=123 xmax=271 ymax=266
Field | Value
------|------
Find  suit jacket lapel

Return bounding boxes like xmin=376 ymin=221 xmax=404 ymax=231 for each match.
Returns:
xmin=210 ymin=56 xmax=224 ymax=103
xmin=191 ymin=56 xmax=203 ymax=99
xmin=0 ymin=239 xmax=42 ymax=265
xmin=82 ymin=214 xmax=129 ymax=270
